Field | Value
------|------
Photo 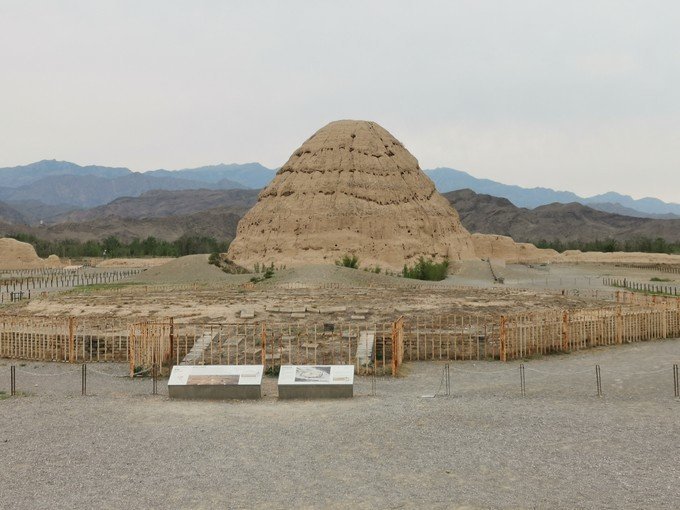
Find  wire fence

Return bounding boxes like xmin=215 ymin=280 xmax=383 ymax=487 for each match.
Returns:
xmin=2 ymin=361 xmax=679 ymax=400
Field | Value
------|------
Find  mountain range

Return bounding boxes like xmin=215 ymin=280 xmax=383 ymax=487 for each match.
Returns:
xmin=2 ymin=188 xmax=677 ymax=246
xmin=445 ymin=189 xmax=680 ymax=243
xmin=425 ymin=168 xmax=680 ymax=218
xmin=0 ymin=160 xmax=274 ymax=212
xmin=1 ymin=160 xmax=679 ymax=228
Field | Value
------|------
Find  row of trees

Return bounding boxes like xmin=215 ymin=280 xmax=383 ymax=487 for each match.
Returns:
xmin=7 ymin=233 xmax=230 ymax=258
xmin=8 ymin=232 xmax=679 ymax=261
xmin=533 ymin=237 xmax=680 ymax=254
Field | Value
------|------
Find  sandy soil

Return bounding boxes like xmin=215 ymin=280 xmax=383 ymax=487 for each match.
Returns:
xmin=1 ymin=339 xmax=679 ymax=509
xmin=95 ymin=257 xmax=174 ymax=268
xmin=7 ymin=259 xmax=676 ymax=324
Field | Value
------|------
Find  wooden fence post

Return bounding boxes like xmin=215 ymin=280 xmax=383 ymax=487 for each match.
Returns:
xmin=260 ymin=323 xmax=267 ymax=370
xmin=168 ymin=317 xmax=175 ymax=368
xmin=499 ymin=315 xmax=507 ymax=362
xmin=561 ymin=311 xmax=570 ymax=352
xmin=68 ymin=316 xmax=76 ymax=363
xmin=391 ymin=316 xmax=404 ymax=376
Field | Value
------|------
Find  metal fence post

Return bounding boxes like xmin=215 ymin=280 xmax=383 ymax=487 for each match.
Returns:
xmin=10 ymin=365 xmax=16 ymax=396
xmin=82 ymin=364 xmax=87 ymax=396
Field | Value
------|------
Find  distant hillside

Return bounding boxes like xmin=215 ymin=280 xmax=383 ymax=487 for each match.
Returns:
xmin=0 ymin=173 xmax=246 ymax=208
xmin=5 ymin=200 xmax=80 ymax=224
xmin=587 ymin=202 xmax=680 ymax=220
xmin=147 ymin=163 xmax=275 ymax=188
xmin=54 ymin=188 xmax=259 ymax=223
xmin=0 ymin=160 xmax=130 ymax=187
xmin=0 ymin=206 xmax=242 ymax=243
xmin=0 ymin=160 xmax=273 ymax=210
xmin=0 ymin=201 xmax=26 ymax=225
xmin=427 ymin=167 xmax=680 ymax=217
xmin=4 ymin=186 xmax=680 ymax=251
xmin=446 ymin=189 xmax=680 ymax=243
xmin=4 ymin=159 xmax=678 ymax=221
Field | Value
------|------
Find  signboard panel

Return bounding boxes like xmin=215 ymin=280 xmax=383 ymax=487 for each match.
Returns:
xmin=168 ymin=365 xmax=263 ymax=400
xmin=278 ymin=365 xmax=354 ymax=398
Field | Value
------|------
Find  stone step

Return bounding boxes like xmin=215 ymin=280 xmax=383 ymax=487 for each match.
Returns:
xmin=356 ymin=331 xmax=375 ymax=367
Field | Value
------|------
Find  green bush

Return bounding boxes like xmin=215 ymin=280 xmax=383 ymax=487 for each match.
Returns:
xmin=208 ymin=252 xmax=221 ymax=266
xmin=402 ymin=257 xmax=449 ymax=281
xmin=250 ymin=265 xmax=275 ymax=284
xmin=336 ymin=254 xmax=359 ymax=269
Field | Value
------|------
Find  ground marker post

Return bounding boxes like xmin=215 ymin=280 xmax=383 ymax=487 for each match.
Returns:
xmin=595 ymin=365 xmax=602 ymax=397
xmin=673 ymin=364 xmax=679 ymax=398
xmin=152 ymin=364 xmax=158 ymax=396
xmin=445 ymin=363 xmax=451 ymax=396
xmin=519 ymin=364 xmax=526 ymax=397
xmin=10 ymin=365 xmax=16 ymax=396
xmin=81 ymin=364 xmax=87 ymax=396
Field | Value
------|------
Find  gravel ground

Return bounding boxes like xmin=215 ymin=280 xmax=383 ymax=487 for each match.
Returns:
xmin=1 ymin=340 xmax=680 ymax=509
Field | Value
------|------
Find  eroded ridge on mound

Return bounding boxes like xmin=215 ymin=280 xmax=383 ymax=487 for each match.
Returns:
xmin=0 ymin=237 xmax=61 ymax=270
xmin=227 ymin=120 xmax=475 ymax=270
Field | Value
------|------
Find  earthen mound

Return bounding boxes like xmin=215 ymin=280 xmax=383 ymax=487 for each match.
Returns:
xmin=0 ymin=237 xmax=62 ymax=269
xmin=227 ymin=120 xmax=475 ymax=270
xmin=472 ymin=234 xmax=559 ymax=264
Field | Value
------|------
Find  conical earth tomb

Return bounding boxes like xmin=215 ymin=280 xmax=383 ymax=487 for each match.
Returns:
xmin=227 ymin=120 xmax=475 ymax=270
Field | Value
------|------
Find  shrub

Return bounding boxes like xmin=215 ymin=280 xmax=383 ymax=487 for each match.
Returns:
xmin=250 ymin=266 xmax=275 ymax=283
xmin=402 ymin=257 xmax=449 ymax=281
xmin=336 ymin=254 xmax=359 ymax=269
xmin=208 ymin=252 xmax=221 ymax=266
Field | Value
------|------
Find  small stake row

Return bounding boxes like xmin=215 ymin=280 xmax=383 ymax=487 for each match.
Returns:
xmin=7 ymin=363 xmax=161 ymax=397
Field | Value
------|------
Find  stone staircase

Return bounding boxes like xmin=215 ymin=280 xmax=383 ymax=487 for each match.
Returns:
xmin=182 ymin=332 xmax=215 ymax=364
xmin=356 ymin=331 xmax=375 ymax=367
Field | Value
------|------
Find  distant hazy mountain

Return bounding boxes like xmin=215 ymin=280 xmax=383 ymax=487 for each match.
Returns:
xmin=4 ymin=186 xmax=679 ymax=245
xmin=587 ymin=202 xmax=680 ymax=220
xmin=0 ymin=160 xmax=273 ymax=210
xmin=581 ymin=192 xmax=680 ymax=217
xmin=147 ymin=163 xmax=276 ymax=188
xmin=4 ymin=160 xmax=679 ymax=220
xmin=0 ymin=207 xmax=243 ymax=243
xmin=426 ymin=168 xmax=581 ymax=208
xmin=0 ymin=201 xmax=26 ymax=225
xmin=0 ymin=160 xmax=130 ymax=187
xmin=426 ymin=167 xmax=680 ymax=217
xmin=446 ymin=189 xmax=680 ymax=243
xmin=3 ymin=200 xmax=79 ymax=225
xmin=0 ymin=173 xmax=246 ymax=208
xmin=54 ymin=188 xmax=259 ymax=223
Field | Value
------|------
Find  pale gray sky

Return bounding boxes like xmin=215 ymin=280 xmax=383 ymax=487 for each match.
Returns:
xmin=1 ymin=1 xmax=679 ymax=200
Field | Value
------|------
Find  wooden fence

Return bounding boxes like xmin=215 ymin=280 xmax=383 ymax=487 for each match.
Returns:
xmin=0 ymin=316 xmax=128 ymax=363
xmin=404 ymin=313 xmax=499 ymax=361
xmin=168 ymin=320 xmax=402 ymax=376
xmin=499 ymin=303 xmax=680 ymax=361
xmin=612 ymin=263 xmax=680 ymax=274
xmin=605 ymin=278 xmax=680 ymax=297
xmin=2 ymin=295 xmax=680 ymax=374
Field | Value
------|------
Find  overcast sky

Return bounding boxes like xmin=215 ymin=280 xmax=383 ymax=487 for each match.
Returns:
xmin=1 ymin=1 xmax=679 ymax=201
